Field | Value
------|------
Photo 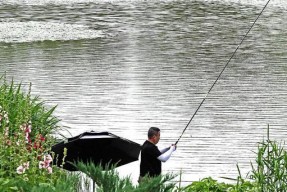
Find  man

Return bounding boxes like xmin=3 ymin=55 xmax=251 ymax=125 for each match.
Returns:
xmin=139 ymin=127 xmax=176 ymax=181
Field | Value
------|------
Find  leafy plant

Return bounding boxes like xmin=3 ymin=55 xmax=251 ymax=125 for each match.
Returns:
xmin=183 ymin=177 xmax=233 ymax=192
xmin=0 ymin=75 xmax=80 ymax=191
xmin=249 ymin=125 xmax=287 ymax=192
xmin=75 ymin=161 xmax=177 ymax=192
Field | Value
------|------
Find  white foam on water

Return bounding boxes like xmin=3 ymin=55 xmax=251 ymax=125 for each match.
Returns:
xmin=0 ymin=21 xmax=104 ymax=43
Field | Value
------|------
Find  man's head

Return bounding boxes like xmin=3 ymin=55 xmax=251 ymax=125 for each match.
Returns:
xmin=148 ymin=127 xmax=161 ymax=144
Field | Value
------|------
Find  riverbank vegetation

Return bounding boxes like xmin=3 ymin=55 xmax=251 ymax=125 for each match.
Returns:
xmin=1 ymin=77 xmax=286 ymax=191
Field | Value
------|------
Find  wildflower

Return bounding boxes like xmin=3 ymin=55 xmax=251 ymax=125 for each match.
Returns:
xmin=33 ymin=142 xmax=42 ymax=151
xmin=26 ymin=124 xmax=32 ymax=133
xmin=39 ymin=160 xmax=50 ymax=169
xmin=16 ymin=165 xmax=25 ymax=174
xmin=39 ymin=155 xmax=54 ymax=174
xmin=39 ymin=154 xmax=53 ymax=169
xmin=20 ymin=124 xmax=25 ymax=131
xmin=25 ymin=132 xmax=31 ymax=143
xmin=4 ymin=127 xmax=9 ymax=136
xmin=16 ymin=162 xmax=30 ymax=174
xmin=6 ymin=139 xmax=12 ymax=146
xmin=33 ymin=134 xmax=45 ymax=151
xmin=23 ymin=123 xmax=32 ymax=143
xmin=37 ymin=134 xmax=45 ymax=142
xmin=3 ymin=112 xmax=8 ymax=122
xmin=47 ymin=167 xmax=53 ymax=174
xmin=23 ymin=162 xmax=30 ymax=169
xmin=44 ymin=154 xmax=53 ymax=164
xmin=39 ymin=161 xmax=45 ymax=169
xmin=26 ymin=144 xmax=32 ymax=152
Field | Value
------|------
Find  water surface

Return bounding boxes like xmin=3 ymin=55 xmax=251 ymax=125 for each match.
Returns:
xmin=0 ymin=0 xmax=286 ymax=184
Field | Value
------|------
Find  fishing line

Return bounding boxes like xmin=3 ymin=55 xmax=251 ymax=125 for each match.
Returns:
xmin=175 ymin=0 xmax=271 ymax=145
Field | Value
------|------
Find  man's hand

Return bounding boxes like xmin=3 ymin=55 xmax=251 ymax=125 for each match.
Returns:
xmin=170 ymin=144 xmax=176 ymax=151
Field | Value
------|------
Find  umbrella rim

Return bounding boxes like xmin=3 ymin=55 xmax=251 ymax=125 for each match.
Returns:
xmin=52 ymin=131 xmax=141 ymax=148
xmin=68 ymin=131 xmax=140 ymax=146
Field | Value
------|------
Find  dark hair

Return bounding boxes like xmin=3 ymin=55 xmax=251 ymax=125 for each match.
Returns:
xmin=148 ymin=127 xmax=160 ymax=139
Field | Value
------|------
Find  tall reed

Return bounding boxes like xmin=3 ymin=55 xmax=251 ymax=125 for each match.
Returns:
xmin=250 ymin=125 xmax=287 ymax=191
xmin=0 ymin=76 xmax=60 ymax=138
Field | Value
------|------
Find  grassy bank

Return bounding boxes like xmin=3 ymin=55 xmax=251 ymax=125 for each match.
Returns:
xmin=1 ymin=77 xmax=286 ymax=191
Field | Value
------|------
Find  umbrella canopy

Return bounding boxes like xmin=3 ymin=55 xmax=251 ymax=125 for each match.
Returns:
xmin=51 ymin=131 xmax=141 ymax=171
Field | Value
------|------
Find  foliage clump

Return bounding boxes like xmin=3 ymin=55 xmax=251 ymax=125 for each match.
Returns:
xmin=0 ymin=76 xmax=80 ymax=191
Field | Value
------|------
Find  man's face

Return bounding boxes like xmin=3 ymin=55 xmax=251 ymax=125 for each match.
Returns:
xmin=154 ymin=131 xmax=160 ymax=144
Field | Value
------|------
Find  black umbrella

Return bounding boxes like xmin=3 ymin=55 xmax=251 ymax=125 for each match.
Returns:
xmin=51 ymin=131 xmax=141 ymax=171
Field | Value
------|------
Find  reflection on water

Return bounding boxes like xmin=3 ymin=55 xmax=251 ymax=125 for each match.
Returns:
xmin=0 ymin=0 xmax=286 ymax=184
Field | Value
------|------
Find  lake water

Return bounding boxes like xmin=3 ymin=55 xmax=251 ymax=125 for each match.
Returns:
xmin=0 ymin=0 xmax=286 ymax=185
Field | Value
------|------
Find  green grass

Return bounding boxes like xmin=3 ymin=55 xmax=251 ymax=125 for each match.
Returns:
xmin=249 ymin=125 xmax=287 ymax=192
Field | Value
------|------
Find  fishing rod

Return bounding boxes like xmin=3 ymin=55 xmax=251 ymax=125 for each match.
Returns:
xmin=175 ymin=0 xmax=272 ymax=145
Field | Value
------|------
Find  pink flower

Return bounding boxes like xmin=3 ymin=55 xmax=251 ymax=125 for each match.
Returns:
xmin=44 ymin=154 xmax=53 ymax=164
xmin=25 ymin=132 xmax=31 ymax=143
xmin=23 ymin=162 xmax=30 ymax=169
xmin=39 ymin=161 xmax=45 ymax=169
xmin=47 ymin=167 xmax=53 ymax=174
xmin=39 ymin=155 xmax=53 ymax=174
xmin=16 ymin=162 xmax=30 ymax=174
xmin=20 ymin=122 xmax=32 ymax=143
xmin=24 ymin=124 xmax=32 ymax=143
xmin=37 ymin=134 xmax=45 ymax=142
xmin=26 ymin=124 xmax=32 ymax=133
xmin=39 ymin=155 xmax=52 ymax=169
xmin=16 ymin=165 xmax=25 ymax=174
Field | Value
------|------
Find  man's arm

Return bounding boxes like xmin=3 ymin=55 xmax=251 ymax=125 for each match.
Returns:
xmin=157 ymin=145 xmax=176 ymax=162
xmin=159 ymin=147 xmax=170 ymax=153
